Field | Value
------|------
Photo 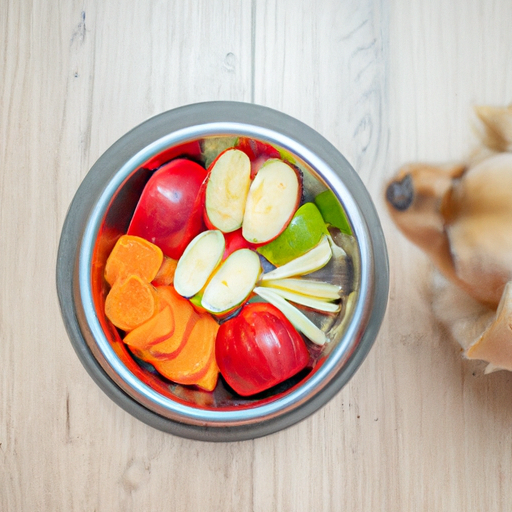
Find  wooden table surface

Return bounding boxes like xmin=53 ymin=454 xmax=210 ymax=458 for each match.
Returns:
xmin=2 ymin=0 xmax=512 ymax=510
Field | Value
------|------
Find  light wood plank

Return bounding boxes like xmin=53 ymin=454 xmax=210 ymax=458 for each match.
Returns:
xmin=252 ymin=1 xmax=390 ymax=510
xmin=1 ymin=1 xmax=254 ymax=511
xmin=384 ymin=0 xmax=512 ymax=511
xmin=2 ymin=0 xmax=512 ymax=510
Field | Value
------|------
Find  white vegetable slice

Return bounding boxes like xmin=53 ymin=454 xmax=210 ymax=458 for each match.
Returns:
xmin=260 ymin=236 xmax=332 ymax=281
xmin=262 ymin=287 xmax=340 ymax=313
xmin=254 ymin=286 xmax=327 ymax=345
xmin=205 ymin=148 xmax=252 ymax=233
xmin=261 ymin=278 xmax=341 ymax=300
xmin=327 ymin=234 xmax=347 ymax=259
xmin=174 ymin=230 xmax=225 ymax=298
xmin=242 ymin=159 xmax=300 ymax=244
xmin=202 ymin=249 xmax=261 ymax=314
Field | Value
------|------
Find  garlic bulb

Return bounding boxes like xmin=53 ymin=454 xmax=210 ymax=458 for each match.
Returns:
xmin=385 ymin=105 xmax=512 ymax=372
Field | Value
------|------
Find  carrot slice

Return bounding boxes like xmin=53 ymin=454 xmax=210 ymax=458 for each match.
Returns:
xmin=123 ymin=306 xmax=174 ymax=351
xmin=104 ymin=275 xmax=158 ymax=331
xmin=194 ymin=356 xmax=219 ymax=392
xmin=151 ymin=313 xmax=219 ymax=385
xmin=152 ymin=256 xmax=178 ymax=286
xmin=155 ymin=285 xmax=183 ymax=310
xmin=149 ymin=287 xmax=198 ymax=359
xmin=104 ymin=235 xmax=163 ymax=286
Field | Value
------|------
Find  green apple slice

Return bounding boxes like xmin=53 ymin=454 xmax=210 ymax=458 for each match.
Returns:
xmin=201 ymin=249 xmax=261 ymax=315
xmin=242 ymin=159 xmax=301 ymax=244
xmin=260 ymin=236 xmax=332 ymax=281
xmin=205 ymin=148 xmax=252 ymax=233
xmin=174 ymin=230 xmax=225 ymax=298
xmin=254 ymin=287 xmax=327 ymax=345
xmin=263 ymin=287 xmax=340 ymax=313
xmin=261 ymin=278 xmax=341 ymax=300
xmin=314 ymin=189 xmax=352 ymax=235
xmin=257 ymin=202 xmax=329 ymax=266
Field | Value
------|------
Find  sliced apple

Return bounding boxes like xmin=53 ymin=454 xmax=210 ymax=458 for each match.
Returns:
xmin=201 ymin=249 xmax=261 ymax=315
xmin=261 ymin=278 xmax=341 ymax=300
xmin=257 ymin=202 xmax=329 ymax=266
xmin=235 ymin=137 xmax=281 ymax=178
xmin=314 ymin=189 xmax=352 ymax=235
xmin=204 ymin=148 xmax=252 ymax=233
xmin=260 ymin=287 xmax=340 ymax=313
xmin=327 ymin=234 xmax=347 ymax=260
xmin=242 ymin=159 xmax=301 ymax=244
xmin=260 ymin=236 xmax=332 ymax=281
xmin=254 ymin=287 xmax=327 ymax=345
xmin=174 ymin=230 xmax=225 ymax=298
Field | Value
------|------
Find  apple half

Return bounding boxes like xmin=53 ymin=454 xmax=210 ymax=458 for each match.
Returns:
xmin=204 ymin=148 xmax=252 ymax=233
xmin=200 ymin=248 xmax=262 ymax=315
xmin=256 ymin=202 xmax=329 ymax=266
xmin=173 ymin=230 xmax=225 ymax=298
xmin=242 ymin=159 xmax=301 ymax=244
xmin=236 ymin=137 xmax=281 ymax=178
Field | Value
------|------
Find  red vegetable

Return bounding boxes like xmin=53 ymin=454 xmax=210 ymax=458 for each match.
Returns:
xmin=215 ymin=302 xmax=309 ymax=396
xmin=222 ymin=228 xmax=256 ymax=259
xmin=142 ymin=142 xmax=202 ymax=171
xmin=127 ymin=159 xmax=207 ymax=259
xmin=236 ymin=137 xmax=281 ymax=178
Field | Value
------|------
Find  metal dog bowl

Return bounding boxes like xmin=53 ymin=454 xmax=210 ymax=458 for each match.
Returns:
xmin=56 ymin=101 xmax=388 ymax=442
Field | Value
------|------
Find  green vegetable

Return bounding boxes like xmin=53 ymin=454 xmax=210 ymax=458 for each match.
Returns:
xmin=314 ymin=190 xmax=352 ymax=235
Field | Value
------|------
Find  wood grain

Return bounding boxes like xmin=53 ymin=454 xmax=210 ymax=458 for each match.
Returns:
xmin=1 ymin=0 xmax=512 ymax=510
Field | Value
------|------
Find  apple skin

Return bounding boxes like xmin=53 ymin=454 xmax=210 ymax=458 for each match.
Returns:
xmin=256 ymin=202 xmax=328 ymax=266
xmin=143 ymin=142 xmax=202 ymax=170
xmin=241 ymin=159 xmax=303 ymax=246
xmin=222 ymin=228 xmax=256 ymax=259
xmin=202 ymin=148 xmax=228 ymax=232
xmin=128 ymin=159 xmax=208 ymax=260
xmin=203 ymin=209 xmax=217 ymax=232
xmin=236 ymin=137 xmax=281 ymax=178
xmin=215 ymin=302 xmax=310 ymax=396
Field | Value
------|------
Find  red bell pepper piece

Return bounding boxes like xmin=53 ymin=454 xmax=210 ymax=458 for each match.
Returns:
xmin=215 ymin=302 xmax=309 ymax=396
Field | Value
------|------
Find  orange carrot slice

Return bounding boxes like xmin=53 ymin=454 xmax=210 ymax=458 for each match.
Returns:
xmin=123 ymin=306 xmax=174 ymax=351
xmin=151 ymin=313 xmax=219 ymax=385
xmin=152 ymin=256 xmax=178 ymax=286
xmin=194 ymin=356 xmax=219 ymax=392
xmin=149 ymin=287 xmax=198 ymax=359
xmin=155 ymin=285 xmax=183 ymax=310
xmin=104 ymin=235 xmax=163 ymax=286
xmin=104 ymin=275 xmax=158 ymax=331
